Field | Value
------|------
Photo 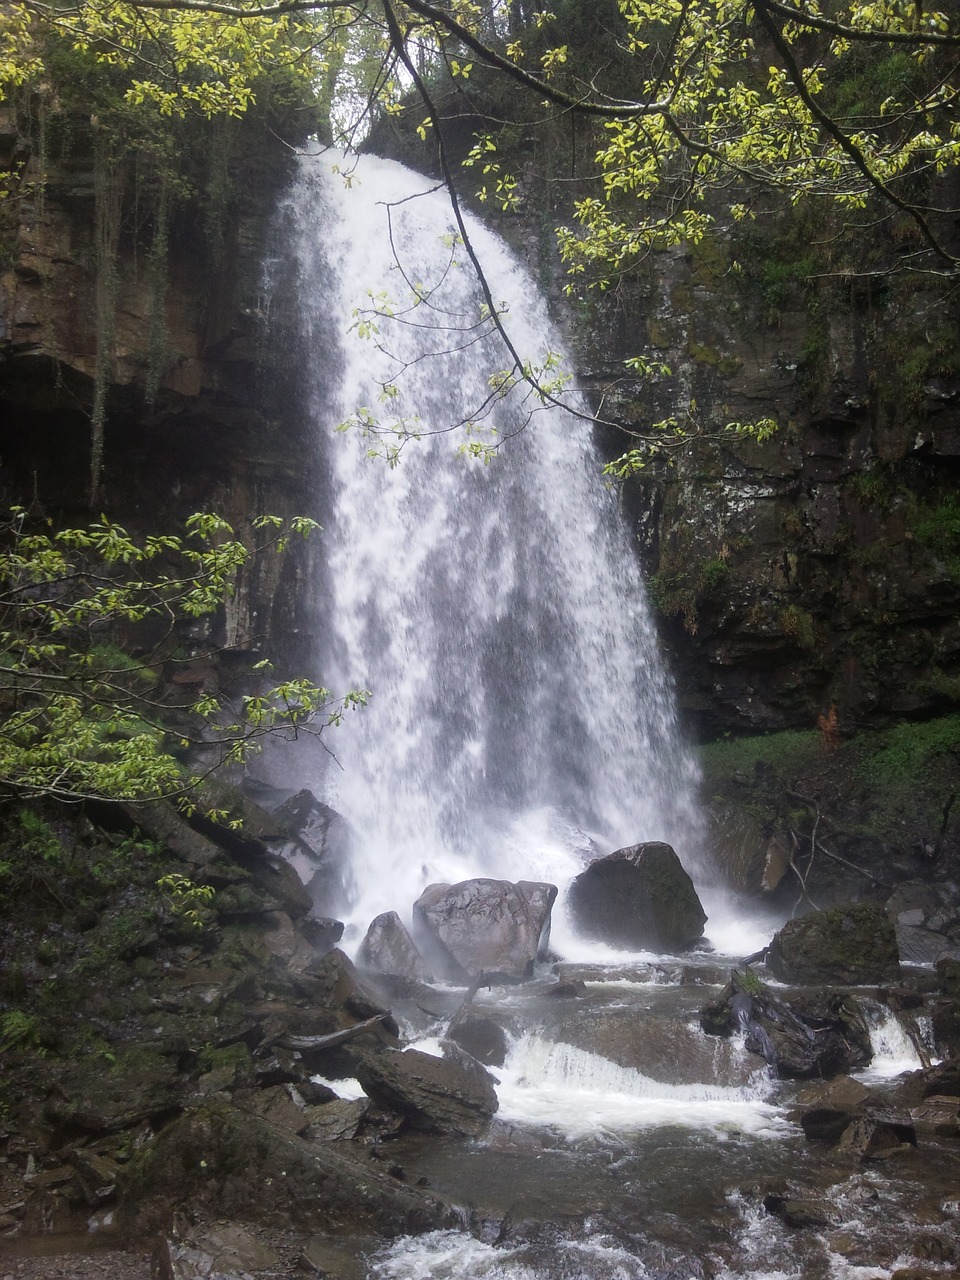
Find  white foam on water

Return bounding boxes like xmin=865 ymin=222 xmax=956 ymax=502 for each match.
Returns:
xmin=856 ymin=1005 xmax=929 ymax=1082
xmin=365 ymin=1227 xmax=658 ymax=1280
xmin=494 ymin=1035 xmax=785 ymax=1139
xmin=310 ymin=1074 xmax=367 ymax=1101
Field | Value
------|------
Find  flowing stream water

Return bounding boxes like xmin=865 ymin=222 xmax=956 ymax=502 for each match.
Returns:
xmin=264 ymin=152 xmax=958 ymax=1279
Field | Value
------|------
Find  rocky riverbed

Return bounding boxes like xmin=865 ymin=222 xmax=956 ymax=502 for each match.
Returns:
xmin=1 ymin=779 xmax=959 ymax=1280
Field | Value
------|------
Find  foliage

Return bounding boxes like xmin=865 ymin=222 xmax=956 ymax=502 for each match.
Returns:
xmin=702 ymin=715 xmax=960 ymax=851
xmin=0 ymin=506 xmax=366 ymax=806
xmin=910 ymin=495 xmax=960 ymax=582
xmin=700 ymin=727 xmax=821 ymax=791
xmin=0 ymin=1009 xmax=45 ymax=1056
xmin=648 ymin=554 xmax=730 ymax=633
xmin=779 ymin=603 xmax=816 ymax=650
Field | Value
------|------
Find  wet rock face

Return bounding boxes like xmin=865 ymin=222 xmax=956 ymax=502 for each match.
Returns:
xmin=567 ymin=842 xmax=707 ymax=952
xmin=357 ymin=910 xmax=432 ymax=982
xmin=412 ymin=878 xmax=557 ymax=982
xmin=352 ymin=1047 xmax=499 ymax=1138
xmin=121 ymin=1103 xmax=459 ymax=1236
xmin=701 ymin=972 xmax=873 ymax=1078
xmin=767 ymin=902 xmax=901 ymax=985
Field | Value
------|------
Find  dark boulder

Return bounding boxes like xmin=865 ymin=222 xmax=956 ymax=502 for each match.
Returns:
xmin=413 ymin=879 xmax=557 ymax=982
xmin=701 ymin=971 xmax=873 ymax=1078
xmin=835 ymin=1113 xmax=917 ymax=1160
xmin=792 ymin=1076 xmax=873 ymax=1143
xmin=767 ymin=902 xmax=901 ymax=985
xmin=567 ymin=842 xmax=707 ymax=952
xmin=352 ymin=1047 xmax=498 ymax=1137
xmin=357 ymin=911 xmax=432 ymax=981
xmin=446 ymin=1013 xmax=509 ymax=1068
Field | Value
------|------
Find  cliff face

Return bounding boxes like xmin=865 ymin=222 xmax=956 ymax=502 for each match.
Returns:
xmin=569 ymin=228 xmax=960 ymax=739
xmin=3 ymin=98 xmax=959 ymax=741
xmin=0 ymin=105 xmax=322 ymax=677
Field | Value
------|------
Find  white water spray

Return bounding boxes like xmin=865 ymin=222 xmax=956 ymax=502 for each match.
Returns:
xmin=278 ymin=150 xmax=702 ymax=936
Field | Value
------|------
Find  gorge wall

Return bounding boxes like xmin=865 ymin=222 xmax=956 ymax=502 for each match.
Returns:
xmin=2 ymin=97 xmax=959 ymax=742
xmin=0 ymin=102 xmax=322 ymax=684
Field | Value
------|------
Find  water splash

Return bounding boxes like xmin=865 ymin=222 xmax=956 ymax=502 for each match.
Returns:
xmin=495 ymin=1035 xmax=783 ymax=1139
xmin=280 ymin=150 xmax=702 ymax=936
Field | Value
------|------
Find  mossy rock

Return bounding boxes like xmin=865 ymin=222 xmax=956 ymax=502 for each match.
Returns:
xmin=767 ymin=902 xmax=901 ymax=985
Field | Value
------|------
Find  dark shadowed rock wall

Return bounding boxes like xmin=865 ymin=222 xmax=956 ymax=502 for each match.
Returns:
xmin=0 ymin=104 xmax=325 ymax=679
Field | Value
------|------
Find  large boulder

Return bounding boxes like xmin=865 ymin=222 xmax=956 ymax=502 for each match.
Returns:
xmin=353 ymin=1047 xmax=498 ymax=1137
xmin=886 ymin=881 xmax=960 ymax=965
xmin=357 ymin=911 xmax=432 ymax=982
xmin=767 ymin=902 xmax=901 ymax=985
xmin=567 ymin=842 xmax=707 ymax=952
xmin=119 ymin=1103 xmax=458 ymax=1236
xmin=412 ymin=879 xmax=557 ymax=982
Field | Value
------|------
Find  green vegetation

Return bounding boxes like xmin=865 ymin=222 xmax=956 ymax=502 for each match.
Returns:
xmin=701 ymin=728 xmax=821 ymax=793
xmin=701 ymin=716 xmax=960 ymax=849
xmin=910 ymin=496 xmax=960 ymax=582
xmin=0 ymin=507 xmax=365 ymax=807
xmin=648 ymin=555 xmax=730 ymax=633
xmin=779 ymin=604 xmax=816 ymax=651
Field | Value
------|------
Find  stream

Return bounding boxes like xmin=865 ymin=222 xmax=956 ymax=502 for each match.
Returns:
xmin=306 ymin=956 xmax=957 ymax=1280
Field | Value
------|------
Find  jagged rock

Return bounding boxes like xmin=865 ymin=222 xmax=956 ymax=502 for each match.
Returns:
xmin=887 ymin=881 xmax=960 ymax=964
xmin=762 ymin=1194 xmax=838 ymax=1229
xmin=792 ymin=1076 xmax=872 ymax=1142
xmin=299 ymin=1098 xmax=369 ymax=1142
xmin=701 ymin=972 xmax=872 ymax=1078
xmin=910 ymin=1094 xmax=960 ymax=1138
xmin=413 ymin=879 xmax=557 ymax=982
xmin=120 ymin=1102 xmax=459 ymax=1236
xmin=352 ymin=1047 xmax=498 ymax=1137
xmin=42 ymin=1049 xmax=183 ymax=1134
xmin=835 ymin=1113 xmax=916 ymax=1160
xmin=357 ymin=911 xmax=432 ymax=981
xmin=300 ymin=916 xmax=344 ymax=954
xmin=301 ymin=948 xmax=397 ymax=1030
xmin=893 ymin=1056 xmax=960 ymax=1108
xmin=707 ymin=802 xmax=794 ymax=894
xmin=154 ymin=1221 xmax=281 ymax=1280
xmin=269 ymin=790 xmax=355 ymax=919
xmin=567 ymin=843 xmax=707 ymax=952
xmin=121 ymin=801 xmax=222 ymax=868
xmin=766 ymin=902 xmax=901 ymax=985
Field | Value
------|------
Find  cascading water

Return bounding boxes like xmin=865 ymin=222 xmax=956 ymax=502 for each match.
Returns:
xmin=277 ymin=149 xmax=702 ymax=939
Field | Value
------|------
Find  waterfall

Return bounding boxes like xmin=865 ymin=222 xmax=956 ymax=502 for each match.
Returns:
xmin=276 ymin=150 xmax=702 ymax=937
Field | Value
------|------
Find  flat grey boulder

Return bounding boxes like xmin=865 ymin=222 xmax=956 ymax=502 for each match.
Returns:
xmin=413 ymin=878 xmax=557 ymax=981
xmin=353 ymin=1047 xmax=498 ymax=1138
xmin=567 ymin=842 xmax=707 ymax=952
